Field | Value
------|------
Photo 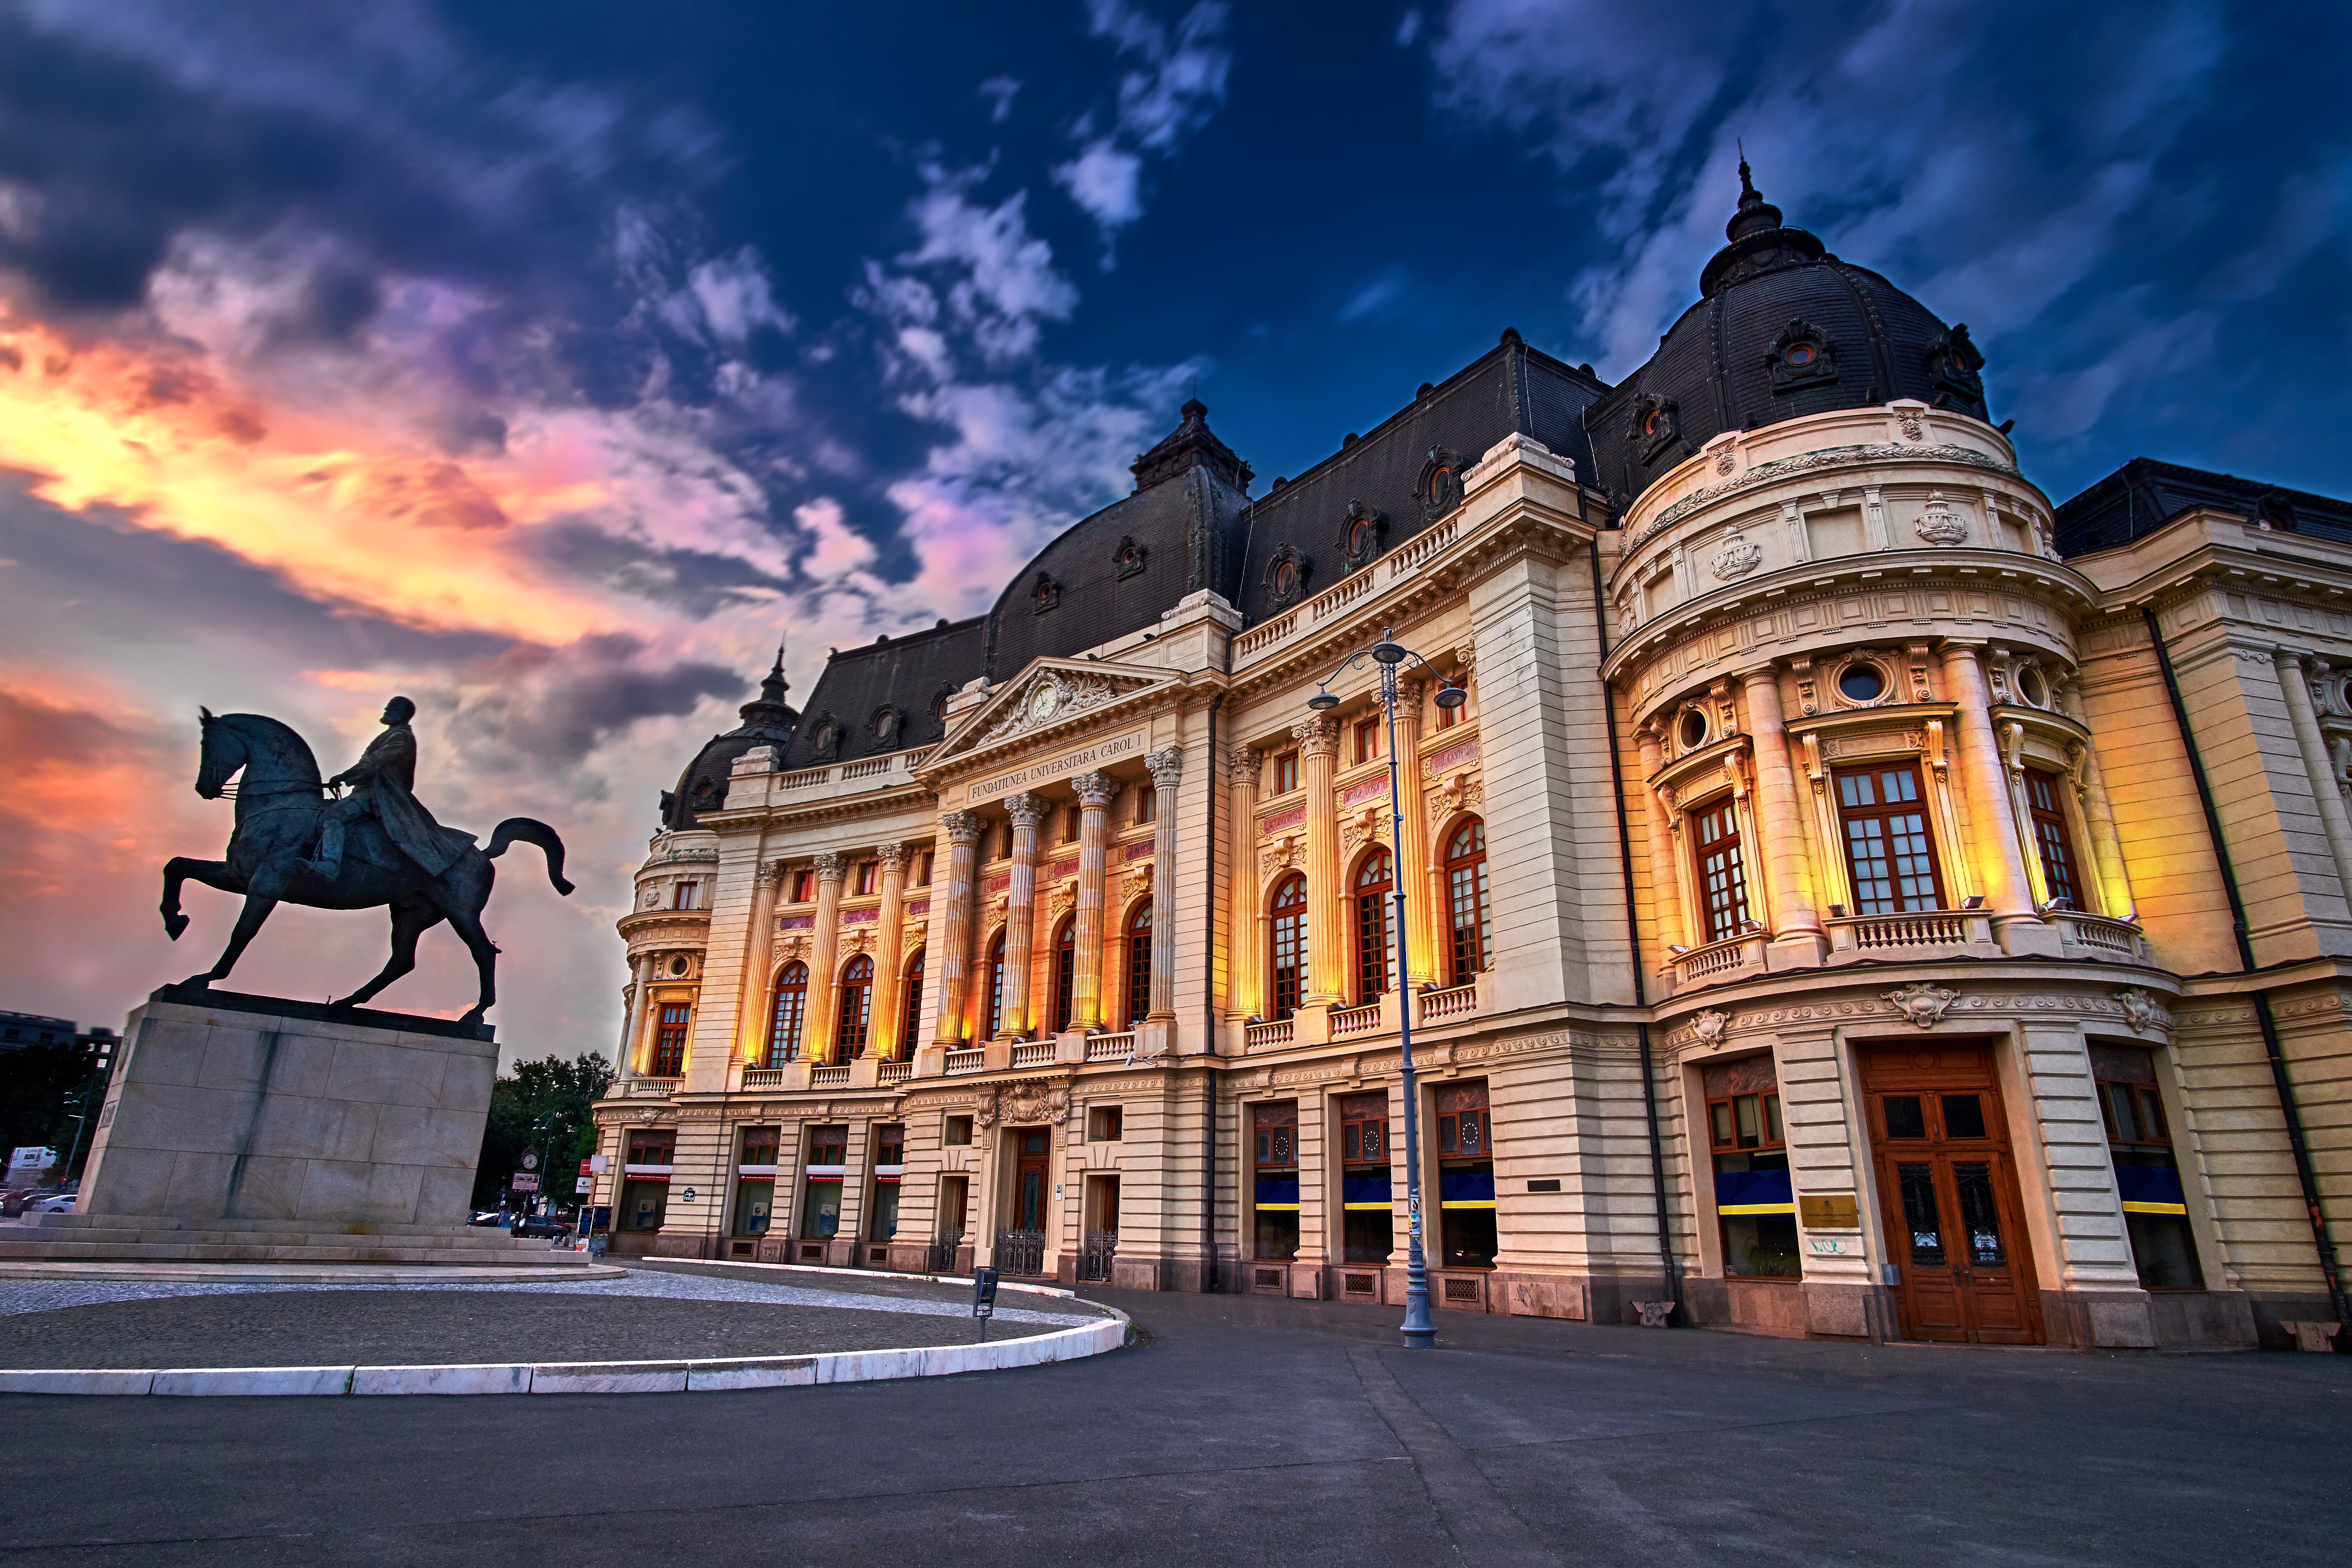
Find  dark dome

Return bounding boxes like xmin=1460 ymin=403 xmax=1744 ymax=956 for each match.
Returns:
xmin=660 ymin=651 xmax=798 ymax=831
xmin=1585 ymin=161 xmax=1991 ymax=510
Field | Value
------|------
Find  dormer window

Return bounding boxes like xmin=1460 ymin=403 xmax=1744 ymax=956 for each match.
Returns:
xmin=1768 ymin=319 xmax=1838 ymax=393
xmin=1265 ymin=543 xmax=1312 ymax=609
xmin=1338 ymin=501 xmax=1386 ymax=572
xmin=1030 ymin=572 xmax=1062 ymax=614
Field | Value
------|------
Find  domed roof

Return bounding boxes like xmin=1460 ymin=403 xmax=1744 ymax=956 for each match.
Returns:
xmin=1584 ymin=161 xmax=1992 ymax=510
xmin=659 ymin=650 xmax=798 ymax=831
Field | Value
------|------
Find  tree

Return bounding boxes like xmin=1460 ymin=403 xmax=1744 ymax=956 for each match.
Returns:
xmin=472 ymin=1052 xmax=613 ymax=1210
xmin=0 ymin=1044 xmax=105 ymax=1182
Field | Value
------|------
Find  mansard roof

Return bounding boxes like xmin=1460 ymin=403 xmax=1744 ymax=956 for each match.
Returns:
xmin=1230 ymin=335 xmax=1605 ymax=624
xmin=778 ymin=614 xmax=986 ymax=772
xmin=2054 ymin=457 xmax=2352 ymax=556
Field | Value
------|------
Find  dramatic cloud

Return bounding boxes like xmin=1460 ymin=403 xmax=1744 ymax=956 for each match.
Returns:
xmin=1054 ymin=1 xmax=1232 ymax=249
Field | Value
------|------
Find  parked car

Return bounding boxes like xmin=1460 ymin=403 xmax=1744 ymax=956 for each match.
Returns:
xmin=512 ymin=1214 xmax=573 ymax=1238
xmin=31 ymin=1193 xmax=75 ymax=1213
xmin=0 ymin=1189 xmax=36 ymax=1218
xmin=467 ymin=1210 xmax=506 ymax=1226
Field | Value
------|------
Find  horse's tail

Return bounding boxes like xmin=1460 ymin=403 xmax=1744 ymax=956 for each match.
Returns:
xmin=485 ymin=818 xmax=576 ymax=896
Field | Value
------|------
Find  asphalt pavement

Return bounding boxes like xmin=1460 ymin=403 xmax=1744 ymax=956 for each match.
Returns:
xmin=2 ymin=1285 xmax=2344 ymax=1566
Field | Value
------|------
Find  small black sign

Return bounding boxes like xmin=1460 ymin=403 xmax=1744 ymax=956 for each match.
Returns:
xmin=972 ymin=1266 xmax=999 ymax=1319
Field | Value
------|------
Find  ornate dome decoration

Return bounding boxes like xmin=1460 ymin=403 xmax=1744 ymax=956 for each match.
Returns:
xmin=658 ymin=648 xmax=799 ymax=831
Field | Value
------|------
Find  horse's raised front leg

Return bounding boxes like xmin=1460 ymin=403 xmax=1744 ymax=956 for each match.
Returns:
xmin=445 ymin=906 xmax=501 ymax=1026
xmin=338 ymin=900 xmax=443 ymax=1010
xmin=160 ymin=857 xmax=240 ymax=942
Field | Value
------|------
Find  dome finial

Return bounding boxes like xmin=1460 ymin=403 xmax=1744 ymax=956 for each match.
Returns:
xmin=1726 ymin=144 xmax=1782 ymax=243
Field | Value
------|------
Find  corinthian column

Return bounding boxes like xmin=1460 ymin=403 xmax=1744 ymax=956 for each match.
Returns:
xmin=869 ymin=843 xmax=907 ymax=1057
xmin=1295 ymin=717 xmax=1343 ymax=1005
xmin=616 ymin=952 xmax=653 ymax=1079
xmin=1737 ymin=665 xmax=1826 ymax=967
xmin=999 ymin=795 xmax=1046 ymax=1037
xmin=1633 ymin=725 xmax=1687 ymax=953
xmin=1146 ymin=747 xmax=1184 ymax=1019
xmin=1070 ymin=773 xmax=1116 ymax=1030
xmin=735 ymin=860 xmax=785 ymax=1062
xmin=2274 ymin=649 xmax=2352 ymax=912
xmin=807 ymin=852 xmax=846 ymax=1060
xmin=2057 ymin=679 xmax=2135 ymax=919
xmin=1940 ymin=643 xmax=2057 ymax=954
xmin=1392 ymin=681 xmax=1437 ymax=988
xmin=936 ymin=811 xmax=983 ymax=1044
xmin=1227 ymin=747 xmax=1261 ymax=1021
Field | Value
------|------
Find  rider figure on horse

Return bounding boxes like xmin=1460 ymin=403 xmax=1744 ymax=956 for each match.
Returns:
xmin=303 ymin=696 xmax=475 ymax=881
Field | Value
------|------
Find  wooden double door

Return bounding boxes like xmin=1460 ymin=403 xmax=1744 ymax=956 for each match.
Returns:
xmin=1862 ymin=1044 xmax=2045 ymax=1345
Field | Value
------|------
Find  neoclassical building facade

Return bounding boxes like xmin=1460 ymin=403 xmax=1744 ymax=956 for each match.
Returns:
xmin=591 ymin=169 xmax=2352 ymax=1349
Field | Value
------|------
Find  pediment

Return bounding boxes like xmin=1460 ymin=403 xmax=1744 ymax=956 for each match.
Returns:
xmin=931 ymin=659 xmax=1172 ymax=764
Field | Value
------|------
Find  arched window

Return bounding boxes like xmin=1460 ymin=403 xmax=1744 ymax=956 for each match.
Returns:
xmin=898 ymin=948 xmax=925 ymax=1058
xmin=1353 ymin=848 xmax=1395 ymax=1004
xmin=1052 ymin=918 xmax=1078 ymax=1033
xmin=1445 ymin=821 xmax=1491 ymax=984
xmin=1125 ymin=901 xmax=1153 ymax=1027
xmin=1270 ymin=873 xmax=1309 ymax=1021
xmin=768 ymin=962 xmax=808 ymax=1064
xmin=984 ymin=930 xmax=1007 ymax=1038
xmin=835 ymin=955 xmax=874 ymax=1058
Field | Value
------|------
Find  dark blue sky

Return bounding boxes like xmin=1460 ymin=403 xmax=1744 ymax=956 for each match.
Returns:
xmin=3 ymin=0 xmax=2348 ymax=1047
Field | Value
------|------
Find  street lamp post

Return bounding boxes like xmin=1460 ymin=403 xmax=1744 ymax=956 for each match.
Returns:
xmin=1308 ymin=626 xmax=1468 ymax=1350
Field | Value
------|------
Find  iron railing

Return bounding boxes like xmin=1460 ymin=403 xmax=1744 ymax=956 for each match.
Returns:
xmin=994 ymin=1227 xmax=1045 ymax=1276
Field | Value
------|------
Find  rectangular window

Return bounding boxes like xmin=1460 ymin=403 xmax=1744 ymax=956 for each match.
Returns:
xmin=875 ymin=1124 xmax=905 ymax=1166
xmin=791 ymin=870 xmax=814 ymax=903
xmin=914 ymin=849 xmax=934 ymax=885
xmin=739 ymin=1126 xmax=780 ymax=1166
xmin=1252 ymin=1102 xmax=1300 ymax=1262
xmin=855 ymin=860 xmax=878 ymax=896
xmin=2025 ymin=768 xmax=2080 ymax=909
xmin=1272 ymin=751 xmax=1299 ymax=795
xmin=651 ymin=1004 xmax=689 ymax=1077
xmin=1835 ymin=764 xmax=1945 ymax=914
xmin=1339 ymin=1090 xmax=1392 ymax=1264
xmin=807 ymin=1125 xmax=847 ymax=1167
xmin=1693 ymin=796 xmax=1749 ymax=943
xmin=1435 ymin=689 xmax=1459 ymax=729
xmin=1703 ymin=1054 xmax=1799 ymax=1279
xmin=1061 ymin=805 xmax=1080 ymax=844
xmin=1434 ymin=1082 xmax=1496 ymax=1268
xmin=1089 ymin=1104 xmax=1124 ymax=1142
xmin=942 ymin=1114 xmax=973 ymax=1147
xmin=2092 ymin=1042 xmax=2202 ymax=1289
xmin=1353 ymin=717 xmax=1384 ymax=764
xmin=671 ymin=880 xmax=700 ymax=910
xmin=1136 ymin=784 xmax=1155 ymax=824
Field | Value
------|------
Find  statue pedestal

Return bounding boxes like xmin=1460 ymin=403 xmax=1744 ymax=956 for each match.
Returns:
xmin=78 ymin=986 xmax=497 ymax=1225
xmin=0 ymin=987 xmax=593 ymax=1275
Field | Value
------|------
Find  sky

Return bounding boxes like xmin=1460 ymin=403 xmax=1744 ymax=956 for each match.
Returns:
xmin=3 ymin=0 xmax=2348 ymax=1063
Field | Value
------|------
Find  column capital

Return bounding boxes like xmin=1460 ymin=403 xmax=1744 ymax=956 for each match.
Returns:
xmin=875 ymin=841 xmax=906 ymax=870
xmin=812 ymin=851 xmax=847 ymax=881
xmin=754 ymin=859 xmax=787 ymax=888
xmin=1004 ymin=792 xmax=1049 ymax=828
xmin=1226 ymin=744 xmax=1260 ymax=777
xmin=1144 ymin=747 xmax=1184 ymax=788
xmin=1072 ymin=771 xmax=1118 ymax=809
xmin=2272 ymin=645 xmax=2312 ymax=672
xmin=942 ymin=809 xmax=985 ymax=844
xmin=1291 ymin=716 xmax=1338 ymax=756
xmin=1398 ymin=677 xmax=1426 ymax=707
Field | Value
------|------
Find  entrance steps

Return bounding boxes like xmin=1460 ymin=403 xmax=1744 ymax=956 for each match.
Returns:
xmin=0 ymin=1213 xmax=595 ymax=1269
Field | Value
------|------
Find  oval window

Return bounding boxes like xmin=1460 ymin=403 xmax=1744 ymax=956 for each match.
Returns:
xmin=1678 ymin=709 xmax=1709 ymax=750
xmin=1838 ymin=663 xmax=1886 ymax=703
xmin=1786 ymin=343 xmax=1815 ymax=366
xmin=1642 ymin=409 xmax=1662 ymax=436
xmin=2015 ymin=666 xmax=2048 ymax=708
xmin=1349 ymin=519 xmax=1376 ymax=557
xmin=1273 ymin=560 xmax=1296 ymax=597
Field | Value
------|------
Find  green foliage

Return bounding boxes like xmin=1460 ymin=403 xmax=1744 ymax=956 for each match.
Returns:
xmin=471 ymin=1052 xmax=613 ymax=1210
xmin=0 ymin=1045 xmax=105 ymax=1181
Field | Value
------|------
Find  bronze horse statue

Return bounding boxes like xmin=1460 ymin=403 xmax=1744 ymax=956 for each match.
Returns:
xmin=160 ymin=710 xmax=572 ymax=1024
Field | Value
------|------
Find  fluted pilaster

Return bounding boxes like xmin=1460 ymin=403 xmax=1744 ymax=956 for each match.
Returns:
xmin=1634 ymin=726 xmax=1687 ymax=953
xmin=1226 ymin=747 xmax=1261 ymax=1020
xmin=1071 ymin=772 xmax=1115 ymax=1030
xmin=1000 ymin=794 xmax=1046 ymax=1036
xmin=808 ymin=852 xmax=846 ymax=1061
xmin=936 ymin=812 xmax=983 ymax=1045
xmin=1146 ymin=747 xmax=1183 ymax=1019
xmin=1738 ymin=665 xmax=1826 ymax=966
xmin=870 ymin=843 xmax=907 ymax=1057
xmin=736 ymin=860 xmax=785 ymax=1063
xmin=1392 ymin=683 xmax=1437 ymax=988
xmin=1295 ymin=717 xmax=1343 ymax=1005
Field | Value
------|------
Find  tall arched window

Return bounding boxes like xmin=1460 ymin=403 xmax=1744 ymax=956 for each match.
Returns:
xmin=1052 ymin=918 xmax=1078 ymax=1033
xmin=1125 ymin=901 xmax=1153 ymax=1026
xmin=1270 ymin=873 xmax=1309 ymax=1021
xmin=1353 ymin=848 xmax=1395 ymax=1005
xmin=1445 ymin=820 xmax=1491 ymax=985
xmin=984 ymin=930 xmax=1007 ymax=1038
xmin=768 ymin=962 xmax=808 ymax=1064
xmin=898 ymin=948 xmax=925 ymax=1058
xmin=835 ymin=955 xmax=874 ymax=1058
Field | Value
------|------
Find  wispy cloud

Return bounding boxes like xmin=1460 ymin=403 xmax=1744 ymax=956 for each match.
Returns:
xmin=1054 ymin=1 xmax=1232 ymax=254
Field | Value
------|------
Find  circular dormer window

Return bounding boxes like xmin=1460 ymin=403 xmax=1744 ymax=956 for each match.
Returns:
xmin=1786 ymin=343 xmax=1816 ymax=366
xmin=1272 ymin=559 xmax=1297 ymax=599
xmin=1838 ymin=663 xmax=1886 ymax=703
xmin=2015 ymin=665 xmax=2049 ymax=708
xmin=668 ymin=955 xmax=691 ymax=978
xmin=1678 ymin=709 xmax=1709 ymax=750
xmin=1348 ymin=517 xmax=1378 ymax=558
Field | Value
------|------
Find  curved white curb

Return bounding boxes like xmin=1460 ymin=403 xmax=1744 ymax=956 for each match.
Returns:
xmin=0 ymin=1307 xmax=1128 ymax=1397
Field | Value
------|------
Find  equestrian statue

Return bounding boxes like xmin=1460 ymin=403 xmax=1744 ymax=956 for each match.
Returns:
xmin=160 ymin=696 xmax=573 ymax=1025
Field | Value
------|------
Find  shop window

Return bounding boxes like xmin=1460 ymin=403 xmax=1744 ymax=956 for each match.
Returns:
xmin=651 ymin=1004 xmax=689 ymax=1077
xmin=1353 ymin=717 xmax=1384 ymax=764
xmin=1272 ymin=750 xmax=1300 ymax=795
xmin=1703 ymin=1055 xmax=1799 ymax=1278
xmin=622 ymin=1129 xmax=674 ymax=1232
xmin=1270 ymin=874 xmax=1308 ymax=1021
xmin=1136 ymin=783 xmax=1155 ymax=824
xmin=1834 ymin=764 xmax=1945 ymax=913
xmin=1354 ymin=848 xmax=1396 ymax=1004
xmin=1434 ymin=1081 xmax=1496 ymax=1268
xmin=899 ymin=949 xmax=926 ymax=1056
xmin=801 ymin=1125 xmax=847 ymax=1241
xmin=2025 ymin=768 xmax=2081 ymax=909
xmin=1052 ymin=919 xmax=1078 ymax=1033
xmin=943 ymin=1114 xmax=973 ymax=1147
xmin=870 ymin=1124 xmax=905 ymax=1242
xmin=2093 ymin=1043 xmax=2203 ymax=1289
xmin=984 ymin=931 xmax=1007 ymax=1038
xmin=1693 ymin=796 xmax=1749 ymax=944
xmin=1252 ymin=1101 xmax=1300 ymax=1262
xmin=734 ymin=1126 xmax=779 ymax=1237
xmin=768 ymin=962 xmax=808 ymax=1064
xmin=835 ymin=956 xmax=874 ymax=1057
xmin=1089 ymin=1104 xmax=1124 ymax=1141
xmin=1445 ymin=820 xmax=1492 ymax=984
xmin=1125 ymin=902 xmax=1153 ymax=1026
xmin=1339 ymin=1090 xmax=1393 ymax=1264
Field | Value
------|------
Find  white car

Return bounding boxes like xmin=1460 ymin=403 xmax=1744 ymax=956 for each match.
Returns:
xmin=32 ymin=1194 xmax=75 ymax=1213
